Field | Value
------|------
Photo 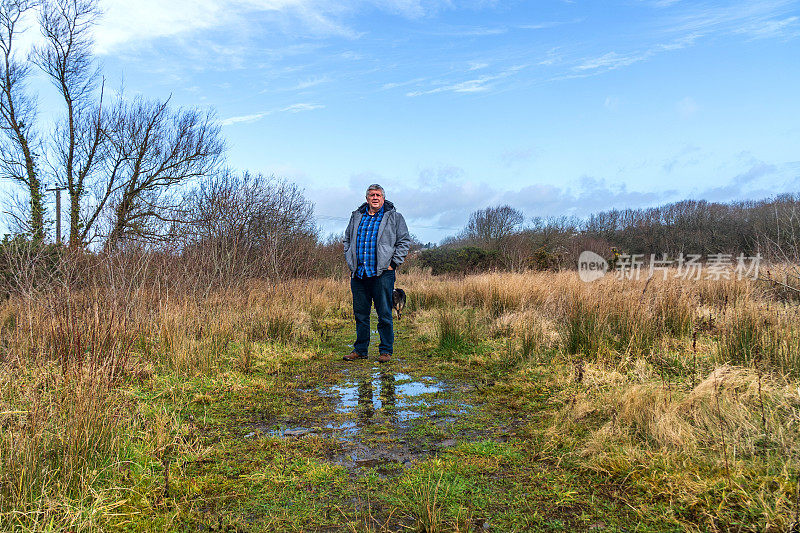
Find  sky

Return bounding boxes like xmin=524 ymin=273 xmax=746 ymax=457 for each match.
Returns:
xmin=5 ymin=0 xmax=800 ymax=243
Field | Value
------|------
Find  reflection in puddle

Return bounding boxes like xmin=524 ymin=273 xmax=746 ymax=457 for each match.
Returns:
xmin=327 ymin=370 xmax=443 ymax=427
xmin=260 ymin=370 xmax=472 ymax=472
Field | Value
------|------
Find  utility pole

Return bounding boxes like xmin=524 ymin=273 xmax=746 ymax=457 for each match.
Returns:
xmin=46 ymin=187 xmax=67 ymax=244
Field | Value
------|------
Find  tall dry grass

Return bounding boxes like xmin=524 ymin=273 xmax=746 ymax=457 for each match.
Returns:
xmin=716 ymin=303 xmax=800 ymax=377
xmin=557 ymin=363 xmax=800 ymax=531
xmin=407 ymin=271 xmax=699 ymax=365
xmin=0 ymin=263 xmax=357 ymax=530
xmin=409 ymin=268 xmax=798 ymax=529
xmin=0 ymin=254 xmax=797 ymax=530
xmin=0 ymin=365 xmax=132 ymax=530
xmin=403 ymin=269 xmax=798 ymax=376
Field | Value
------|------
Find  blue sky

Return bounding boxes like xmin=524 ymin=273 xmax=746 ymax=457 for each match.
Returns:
xmin=7 ymin=0 xmax=800 ymax=242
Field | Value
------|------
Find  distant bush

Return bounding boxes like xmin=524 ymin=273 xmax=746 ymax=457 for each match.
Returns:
xmin=419 ymin=246 xmax=501 ymax=275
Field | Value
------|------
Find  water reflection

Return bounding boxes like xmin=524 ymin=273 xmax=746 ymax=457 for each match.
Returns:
xmin=357 ymin=370 xmax=397 ymax=423
xmin=357 ymin=378 xmax=374 ymax=420
xmin=327 ymin=371 xmax=444 ymax=430
xmin=379 ymin=370 xmax=396 ymax=416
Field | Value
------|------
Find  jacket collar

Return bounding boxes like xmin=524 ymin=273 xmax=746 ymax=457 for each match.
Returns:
xmin=357 ymin=200 xmax=394 ymax=214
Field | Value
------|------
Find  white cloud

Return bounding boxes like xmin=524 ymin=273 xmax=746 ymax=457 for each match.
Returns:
xmin=604 ymin=96 xmax=620 ymax=110
xmin=7 ymin=9 xmax=41 ymax=57
xmin=93 ymin=0 xmax=451 ymax=53
xmin=575 ymin=51 xmax=651 ymax=71
xmin=519 ymin=18 xmax=583 ymax=30
xmin=662 ymin=143 xmax=702 ymax=172
xmin=220 ymin=112 xmax=271 ymax=126
xmin=95 ymin=0 xmax=305 ymax=53
xmin=645 ymin=0 xmax=682 ymax=7
xmin=538 ymin=47 xmax=562 ymax=66
xmin=310 ymin=172 xmax=676 ymax=241
xmin=381 ymin=77 xmax=428 ymax=90
xmin=417 ymin=165 xmax=466 ymax=187
xmin=500 ymin=146 xmax=537 ymax=166
xmin=736 ymin=15 xmax=799 ymax=39
xmin=282 ymin=102 xmax=324 ymax=112
xmin=568 ymin=2 xmax=796 ymax=78
xmin=568 ymin=32 xmax=697 ymax=75
xmin=660 ymin=0 xmax=800 ymax=40
xmin=305 ymin=157 xmax=800 ymax=242
xmin=220 ymin=101 xmax=323 ymax=126
xmin=694 ymin=160 xmax=785 ymax=202
xmin=434 ymin=26 xmax=508 ymax=36
xmin=407 ymin=75 xmax=495 ymax=96
xmin=406 ymin=65 xmax=525 ymax=97
xmin=294 ymin=76 xmax=332 ymax=89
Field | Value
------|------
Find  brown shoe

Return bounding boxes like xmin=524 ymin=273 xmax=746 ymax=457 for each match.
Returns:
xmin=343 ymin=351 xmax=367 ymax=361
xmin=377 ymin=353 xmax=391 ymax=363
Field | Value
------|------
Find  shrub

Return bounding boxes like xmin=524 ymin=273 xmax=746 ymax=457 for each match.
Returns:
xmin=419 ymin=246 xmax=501 ymax=276
xmin=0 ymin=235 xmax=65 ymax=296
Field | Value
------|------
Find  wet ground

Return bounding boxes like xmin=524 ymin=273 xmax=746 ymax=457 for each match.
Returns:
xmin=253 ymin=366 xmax=474 ymax=474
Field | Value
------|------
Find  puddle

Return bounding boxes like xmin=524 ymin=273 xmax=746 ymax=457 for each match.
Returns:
xmin=326 ymin=371 xmax=443 ymax=424
xmin=255 ymin=369 xmax=474 ymax=473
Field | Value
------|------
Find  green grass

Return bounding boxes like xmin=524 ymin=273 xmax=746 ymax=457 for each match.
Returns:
xmin=104 ymin=316 xmax=644 ymax=531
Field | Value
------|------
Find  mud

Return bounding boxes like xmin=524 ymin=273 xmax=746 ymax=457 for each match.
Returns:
xmin=254 ymin=367 xmax=475 ymax=473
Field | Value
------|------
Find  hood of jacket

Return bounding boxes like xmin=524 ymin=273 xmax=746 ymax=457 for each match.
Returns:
xmin=355 ymin=200 xmax=395 ymax=214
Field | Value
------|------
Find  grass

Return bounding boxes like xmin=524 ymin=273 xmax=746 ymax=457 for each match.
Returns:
xmin=716 ymin=304 xmax=800 ymax=377
xmin=0 ymin=268 xmax=799 ymax=531
xmin=436 ymin=309 xmax=480 ymax=354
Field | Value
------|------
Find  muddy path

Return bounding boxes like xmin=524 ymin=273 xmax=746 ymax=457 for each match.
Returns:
xmin=154 ymin=319 xmax=646 ymax=533
xmin=255 ymin=366 xmax=475 ymax=473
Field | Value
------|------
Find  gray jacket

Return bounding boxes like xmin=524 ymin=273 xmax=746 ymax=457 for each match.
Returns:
xmin=343 ymin=200 xmax=411 ymax=277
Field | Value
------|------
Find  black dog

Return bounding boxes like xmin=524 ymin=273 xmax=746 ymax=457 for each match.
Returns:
xmin=392 ymin=288 xmax=406 ymax=320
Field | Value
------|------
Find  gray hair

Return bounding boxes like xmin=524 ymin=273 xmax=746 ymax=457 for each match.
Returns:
xmin=366 ymin=184 xmax=385 ymax=197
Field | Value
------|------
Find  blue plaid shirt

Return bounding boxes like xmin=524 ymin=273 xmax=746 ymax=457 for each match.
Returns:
xmin=355 ymin=206 xmax=384 ymax=278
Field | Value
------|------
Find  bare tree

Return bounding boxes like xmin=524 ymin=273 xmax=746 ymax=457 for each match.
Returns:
xmin=462 ymin=205 xmax=524 ymax=249
xmin=33 ymin=0 xmax=103 ymax=247
xmin=182 ymin=171 xmax=318 ymax=283
xmin=103 ymin=97 xmax=224 ymax=249
xmin=757 ymin=194 xmax=800 ymax=297
xmin=0 ymin=0 xmax=223 ymax=248
xmin=0 ymin=0 xmax=44 ymax=240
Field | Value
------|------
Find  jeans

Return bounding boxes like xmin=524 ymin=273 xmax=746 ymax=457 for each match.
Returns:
xmin=351 ymin=269 xmax=395 ymax=355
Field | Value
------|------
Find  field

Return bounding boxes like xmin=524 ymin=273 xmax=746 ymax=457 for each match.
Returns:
xmin=1 ymin=268 xmax=799 ymax=532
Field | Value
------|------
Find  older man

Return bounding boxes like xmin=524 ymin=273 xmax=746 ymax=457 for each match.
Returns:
xmin=343 ymin=184 xmax=411 ymax=363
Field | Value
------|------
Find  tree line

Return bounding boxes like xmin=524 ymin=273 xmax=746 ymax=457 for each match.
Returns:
xmin=420 ymin=194 xmax=800 ymax=274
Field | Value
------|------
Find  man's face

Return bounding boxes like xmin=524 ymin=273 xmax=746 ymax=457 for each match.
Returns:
xmin=366 ymin=189 xmax=385 ymax=212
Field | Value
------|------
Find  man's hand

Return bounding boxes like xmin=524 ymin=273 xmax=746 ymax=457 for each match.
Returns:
xmin=387 ymin=265 xmax=394 ymax=270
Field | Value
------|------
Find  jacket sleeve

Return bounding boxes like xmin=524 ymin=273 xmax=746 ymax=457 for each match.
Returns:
xmin=391 ymin=213 xmax=412 ymax=267
xmin=343 ymin=214 xmax=354 ymax=254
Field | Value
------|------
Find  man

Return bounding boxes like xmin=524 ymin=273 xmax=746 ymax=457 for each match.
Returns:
xmin=343 ymin=184 xmax=411 ymax=363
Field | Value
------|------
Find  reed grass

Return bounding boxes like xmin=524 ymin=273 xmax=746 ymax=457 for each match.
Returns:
xmin=0 ymin=365 xmax=133 ymax=530
xmin=437 ymin=310 xmax=480 ymax=353
xmin=0 ymin=263 xmax=797 ymax=530
xmin=395 ymin=462 xmax=475 ymax=533
xmin=717 ymin=304 xmax=800 ymax=378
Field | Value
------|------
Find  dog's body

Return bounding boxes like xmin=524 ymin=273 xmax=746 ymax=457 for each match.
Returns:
xmin=392 ymin=288 xmax=406 ymax=320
